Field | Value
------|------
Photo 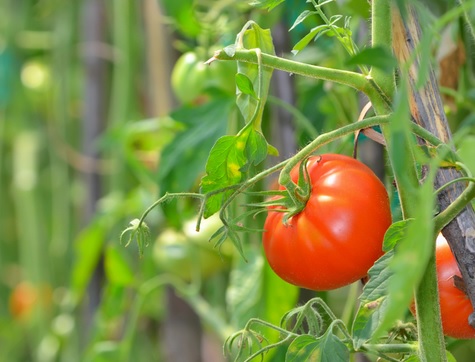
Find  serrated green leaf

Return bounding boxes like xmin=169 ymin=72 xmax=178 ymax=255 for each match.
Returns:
xmin=200 ymin=126 xmax=270 ymax=217
xmin=360 ymin=251 xmax=395 ymax=303
xmin=200 ymin=135 xmax=246 ymax=217
xmin=352 ymin=251 xmax=393 ymax=348
xmin=235 ymin=73 xmax=257 ymax=98
xmin=346 ymin=46 xmax=397 ymax=73
xmin=289 ymin=10 xmax=317 ymax=32
xmin=352 ymin=297 xmax=389 ymax=349
xmin=243 ymin=128 xmax=268 ymax=170
xmin=286 ymin=331 xmax=349 ymax=362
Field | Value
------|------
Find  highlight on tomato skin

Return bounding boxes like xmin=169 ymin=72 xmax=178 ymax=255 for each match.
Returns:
xmin=262 ymin=153 xmax=392 ymax=291
xmin=435 ymin=233 xmax=475 ymax=339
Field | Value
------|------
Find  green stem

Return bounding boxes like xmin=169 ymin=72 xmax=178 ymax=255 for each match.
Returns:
xmin=215 ymin=49 xmax=371 ymax=93
xmin=278 ymin=115 xmax=390 ymax=191
xmin=361 ymin=343 xmax=418 ymax=354
xmin=434 ymin=164 xmax=475 ymax=232
xmin=137 ymin=192 xmax=204 ymax=228
xmin=434 ymin=177 xmax=475 ymax=195
xmin=413 ymin=251 xmax=447 ymax=362
xmin=370 ymin=0 xmax=394 ymax=98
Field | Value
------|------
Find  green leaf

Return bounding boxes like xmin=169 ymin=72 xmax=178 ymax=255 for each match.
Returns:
xmin=235 ymin=73 xmax=257 ymax=98
xmin=226 ymin=245 xmax=265 ymax=328
xmin=291 ymin=25 xmax=330 ymax=55
xmin=158 ymin=98 xmax=232 ymax=225
xmin=403 ymin=355 xmax=422 ymax=362
xmin=104 ymin=245 xmax=134 ymax=286
xmin=289 ymin=10 xmax=317 ymax=32
xmin=262 ymin=262 xmax=299 ymax=341
xmin=346 ymin=46 xmax=397 ymax=73
xmin=200 ymin=135 xmax=245 ymax=217
xmin=200 ymin=127 xmax=269 ymax=217
xmin=249 ymin=0 xmax=285 ymax=11
xmin=286 ymin=331 xmax=349 ymax=362
xmin=352 ymin=251 xmax=394 ymax=348
xmin=71 ymin=220 xmax=107 ymax=302
xmin=158 ymin=98 xmax=232 ymax=194
xmin=383 ymin=219 xmax=413 ymax=252
xmin=226 ymin=243 xmax=298 ymax=332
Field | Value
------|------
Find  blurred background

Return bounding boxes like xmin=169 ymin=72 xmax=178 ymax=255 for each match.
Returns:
xmin=1 ymin=0 xmax=475 ymax=361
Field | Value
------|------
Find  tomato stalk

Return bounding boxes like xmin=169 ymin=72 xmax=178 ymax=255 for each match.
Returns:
xmin=213 ymin=49 xmax=374 ymax=96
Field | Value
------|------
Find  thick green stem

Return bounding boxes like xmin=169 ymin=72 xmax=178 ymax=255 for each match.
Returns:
xmin=278 ymin=115 xmax=390 ymax=186
xmin=413 ymin=252 xmax=447 ymax=362
xmin=361 ymin=343 xmax=418 ymax=355
xmin=214 ymin=49 xmax=372 ymax=94
xmin=370 ymin=0 xmax=394 ymax=98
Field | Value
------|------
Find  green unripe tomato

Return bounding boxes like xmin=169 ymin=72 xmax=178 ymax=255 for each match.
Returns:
xmin=171 ymin=51 xmax=236 ymax=104
xmin=171 ymin=52 xmax=209 ymax=104
xmin=153 ymin=215 xmax=232 ymax=281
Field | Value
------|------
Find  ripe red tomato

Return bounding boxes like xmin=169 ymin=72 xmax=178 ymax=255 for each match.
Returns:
xmin=262 ymin=154 xmax=392 ymax=291
xmin=9 ymin=282 xmax=37 ymax=319
xmin=436 ymin=234 xmax=475 ymax=339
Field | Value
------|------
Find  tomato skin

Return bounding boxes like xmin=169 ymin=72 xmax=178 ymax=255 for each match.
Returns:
xmin=262 ymin=154 xmax=392 ymax=291
xmin=436 ymin=234 xmax=475 ymax=339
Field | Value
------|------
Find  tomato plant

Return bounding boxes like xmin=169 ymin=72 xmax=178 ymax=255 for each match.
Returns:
xmin=262 ymin=154 xmax=392 ymax=291
xmin=436 ymin=234 xmax=475 ymax=339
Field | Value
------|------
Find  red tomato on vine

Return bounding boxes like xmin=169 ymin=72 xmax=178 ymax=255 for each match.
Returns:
xmin=435 ymin=234 xmax=475 ymax=339
xmin=262 ymin=154 xmax=392 ymax=291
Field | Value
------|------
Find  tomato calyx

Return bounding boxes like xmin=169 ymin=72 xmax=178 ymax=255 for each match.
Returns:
xmin=280 ymin=157 xmax=312 ymax=223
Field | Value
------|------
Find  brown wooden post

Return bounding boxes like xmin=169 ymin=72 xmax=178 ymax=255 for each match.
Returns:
xmin=392 ymin=5 xmax=475 ymax=328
